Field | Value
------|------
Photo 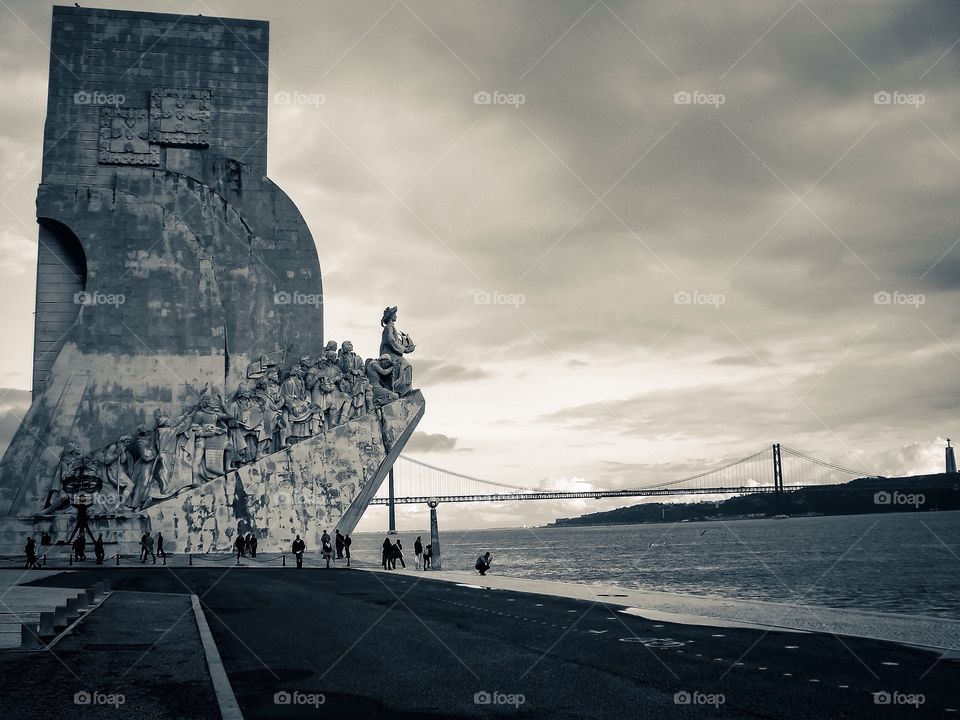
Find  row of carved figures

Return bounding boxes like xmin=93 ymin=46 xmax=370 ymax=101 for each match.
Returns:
xmin=42 ymin=307 xmax=416 ymax=515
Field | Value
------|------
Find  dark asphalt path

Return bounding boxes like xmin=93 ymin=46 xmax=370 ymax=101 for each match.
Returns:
xmin=0 ymin=588 xmax=219 ymax=719
xmin=24 ymin=568 xmax=960 ymax=719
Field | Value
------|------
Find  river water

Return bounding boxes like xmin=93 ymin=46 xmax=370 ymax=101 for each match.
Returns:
xmin=353 ymin=510 xmax=960 ymax=620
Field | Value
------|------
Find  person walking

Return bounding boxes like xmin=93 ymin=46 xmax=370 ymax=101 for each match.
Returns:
xmin=344 ymin=534 xmax=352 ymax=567
xmin=414 ymin=536 xmax=423 ymax=569
xmin=234 ymin=534 xmax=245 ymax=561
xmin=335 ymin=530 xmax=345 ymax=560
xmin=292 ymin=534 xmax=305 ymax=568
xmin=322 ymin=535 xmax=333 ymax=569
xmin=249 ymin=534 xmax=258 ymax=558
xmin=94 ymin=534 xmax=105 ymax=565
xmin=395 ymin=539 xmax=406 ymax=569
xmin=73 ymin=534 xmax=86 ymax=562
xmin=475 ymin=552 xmax=492 ymax=576
xmin=24 ymin=537 xmax=41 ymax=569
xmin=139 ymin=533 xmax=150 ymax=563
xmin=145 ymin=533 xmax=156 ymax=564
xmin=156 ymin=532 xmax=167 ymax=562
xmin=320 ymin=529 xmax=331 ymax=554
xmin=382 ymin=537 xmax=392 ymax=569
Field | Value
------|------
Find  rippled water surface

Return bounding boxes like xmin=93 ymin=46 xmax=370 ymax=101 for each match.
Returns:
xmin=354 ymin=511 xmax=960 ymax=619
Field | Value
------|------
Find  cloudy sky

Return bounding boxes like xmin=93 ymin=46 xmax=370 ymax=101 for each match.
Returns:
xmin=0 ymin=0 xmax=958 ymax=531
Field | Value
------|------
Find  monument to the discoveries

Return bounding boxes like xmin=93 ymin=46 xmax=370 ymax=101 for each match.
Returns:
xmin=0 ymin=6 xmax=424 ymax=551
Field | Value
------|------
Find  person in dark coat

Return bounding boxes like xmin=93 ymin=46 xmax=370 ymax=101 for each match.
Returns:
xmin=234 ymin=534 xmax=245 ymax=560
xmin=423 ymin=543 xmax=432 ymax=570
xmin=292 ymin=535 xmax=306 ymax=568
xmin=414 ymin=536 xmax=423 ymax=569
xmin=475 ymin=552 xmax=492 ymax=576
xmin=156 ymin=532 xmax=166 ymax=561
xmin=344 ymin=535 xmax=352 ymax=567
xmin=382 ymin=537 xmax=392 ymax=569
xmin=139 ymin=533 xmax=152 ymax=563
xmin=249 ymin=535 xmax=258 ymax=558
xmin=94 ymin=534 xmax=105 ymax=565
xmin=394 ymin=539 xmax=406 ymax=569
xmin=335 ymin=530 xmax=345 ymax=559
xmin=73 ymin=534 xmax=86 ymax=562
xmin=24 ymin=537 xmax=40 ymax=569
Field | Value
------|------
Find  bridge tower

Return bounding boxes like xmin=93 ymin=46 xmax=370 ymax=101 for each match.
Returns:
xmin=947 ymin=439 xmax=957 ymax=474
xmin=772 ymin=443 xmax=784 ymax=513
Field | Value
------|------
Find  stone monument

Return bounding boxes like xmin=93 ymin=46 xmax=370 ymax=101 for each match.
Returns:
xmin=0 ymin=6 xmax=424 ymax=553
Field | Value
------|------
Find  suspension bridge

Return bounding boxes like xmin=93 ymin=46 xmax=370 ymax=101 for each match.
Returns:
xmin=371 ymin=444 xmax=877 ymax=522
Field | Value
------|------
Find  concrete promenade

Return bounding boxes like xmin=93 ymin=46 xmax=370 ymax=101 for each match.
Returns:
xmin=2 ymin=565 xmax=956 ymax=719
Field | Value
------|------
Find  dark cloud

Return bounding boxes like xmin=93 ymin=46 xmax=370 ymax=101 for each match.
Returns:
xmin=415 ymin=359 xmax=491 ymax=384
xmin=405 ymin=431 xmax=464 ymax=453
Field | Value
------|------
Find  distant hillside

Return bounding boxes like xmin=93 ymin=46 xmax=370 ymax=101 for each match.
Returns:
xmin=550 ymin=473 xmax=960 ymax=527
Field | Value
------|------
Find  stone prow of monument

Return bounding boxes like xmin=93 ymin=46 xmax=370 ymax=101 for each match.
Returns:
xmin=0 ymin=6 xmax=424 ymax=552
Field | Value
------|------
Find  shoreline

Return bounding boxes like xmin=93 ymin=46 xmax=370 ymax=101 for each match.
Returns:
xmin=355 ymin=563 xmax=960 ymax=653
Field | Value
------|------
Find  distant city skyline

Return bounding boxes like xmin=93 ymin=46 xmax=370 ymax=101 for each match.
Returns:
xmin=0 ymin=0 xmax=957 ymax=530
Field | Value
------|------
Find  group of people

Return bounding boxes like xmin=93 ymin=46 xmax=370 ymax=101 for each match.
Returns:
xmin=41 ymin=307 xmax=418 ymax=518
xmin=24 ymin=527 xmax=495 ymax=577
xmin=288 ymin=529 xmax=353 ymax=569
xmin=24 ymin=531 xmax=54 ymax=568
xmin=23 ymin=531 xmax=139 ymax=567
xmin=319 ymin=528 xmax=353 ymax=568
xmin=233 ymin=532 xmax=259 ymax=559
xmin=138 ymin=532 xmax=166 ymax=563
xmin=381 ymin=535 xmax=435 ymax=570
xmin=69 ymin=533 xmax=109 ymax=564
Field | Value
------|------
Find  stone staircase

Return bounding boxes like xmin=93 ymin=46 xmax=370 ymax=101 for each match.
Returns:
xmin=0 ymin=571 xmax=110 ymax=649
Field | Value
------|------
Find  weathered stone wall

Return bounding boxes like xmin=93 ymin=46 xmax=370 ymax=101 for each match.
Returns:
xmin=0 ymin=7 xmax=326 ymax=516
xmin=145 ymin=392 xmax=425 ymax=553
xmin=41 ymin=6 xmax=269 ymax=183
